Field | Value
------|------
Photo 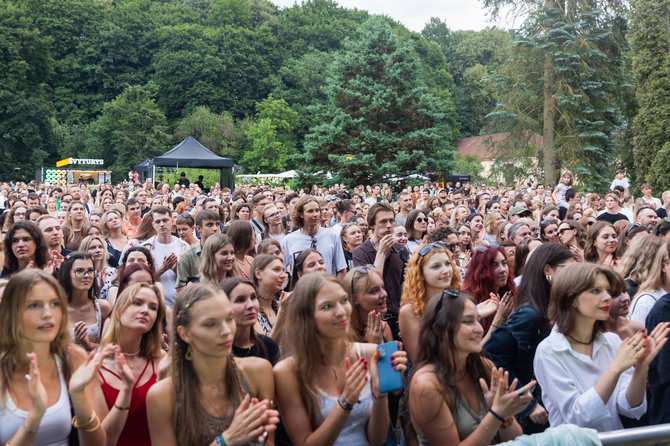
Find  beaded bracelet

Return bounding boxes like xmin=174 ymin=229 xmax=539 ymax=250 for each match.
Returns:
xmin=21 ymin=420 xmax=38 ymax=434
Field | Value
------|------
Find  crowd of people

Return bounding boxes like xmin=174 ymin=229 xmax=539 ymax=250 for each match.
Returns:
xmin=1 ymin=169 xmax=670 ymax=446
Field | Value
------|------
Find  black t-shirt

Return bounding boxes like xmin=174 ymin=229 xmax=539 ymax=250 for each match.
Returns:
xmin=232 ymin=334 xmax=279 ymax=365
xmin=178 ymin=178 xmax=190 ymax=187
xmin=657 ymin=207 xmax=667 ymax=219
xmin=596 ymin=212 xmax=628 ymax=224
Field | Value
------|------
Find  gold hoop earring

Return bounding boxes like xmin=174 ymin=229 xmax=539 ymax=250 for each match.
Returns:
xmin=185 ymin=345 xmax=192 ymax=361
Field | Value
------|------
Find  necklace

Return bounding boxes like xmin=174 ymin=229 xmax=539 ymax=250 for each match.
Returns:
xmin=122 ymin=348 xmax=141 ymax=357
xmin=323 ymin=345 xmax=347 ymax=380
xmin=567 ymin=333 xmax=594 ymax=345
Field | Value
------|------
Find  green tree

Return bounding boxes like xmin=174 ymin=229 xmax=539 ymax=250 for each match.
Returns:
xmin=454 ymin=153 xmax=484 ymax=182
xmin=484 ymin=3 xmax=628 ymax=190
xmin=299 ymin=17 xmax=458 ymax=187
xmin=629 ymin=0 xmax=670 ymax=191
xmin=90 ymin=83 xmax=172 ymax=176
xmin=174 ymin=106 xmax=246 ymax=159
xmin=0 ymin=1 xmax=56 ymax=181
xmin=242 ymin=95 xmax=299 ymax=173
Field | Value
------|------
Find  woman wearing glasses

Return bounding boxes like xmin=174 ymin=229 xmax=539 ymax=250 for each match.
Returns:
xmin=400 ymin=243 xmax=461 ymax=362
xmin=59 ymin=253 xmax=111 ymax=352
xmin=405 ymin=209 xmax=428 ymax=255
xmin=409 ymin=290 xmax=533 ymax=445
xmin=261 ymin=203 xmax=286 ymax=243
xmin=79 ymin=235 xmax=117 ymax=302
xmin=557 ymin=219 xmax=586 ymax=261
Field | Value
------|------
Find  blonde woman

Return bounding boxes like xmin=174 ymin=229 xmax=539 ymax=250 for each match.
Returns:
xmin=80 ymin=234 xmax=117 ymax=302
xmin=629 ymin=243 xmax=670 ymax=324
xmin=199 ymin=234 xmax=239 ymax=286
xmin=93 ymin=283 xmax=166 ymax=446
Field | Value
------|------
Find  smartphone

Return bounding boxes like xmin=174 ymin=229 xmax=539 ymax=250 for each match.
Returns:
xmin=376 ymin=341 xmax=402 ymax=393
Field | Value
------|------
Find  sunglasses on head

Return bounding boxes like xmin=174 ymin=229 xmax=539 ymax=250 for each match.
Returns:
xmin=418 ymin=242 xmax=448 ymax=257
xmin=355 ymin=264 xmax=376 ymax=274
xmin=541 ymin=219 xmax=556 ymax=225
xmin=476 ymin=243 xmax=500 ymax=252
xmin=435 ymin=289 xmax=461 ymax=314
xmin=625 ymin=222 xmax=642 ymax=237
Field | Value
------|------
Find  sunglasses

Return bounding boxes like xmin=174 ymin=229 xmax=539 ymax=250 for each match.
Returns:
xmin=558 ymin=227 xmax=573 ymax=234
xmin=418 ymin=242 xmax=448 ymax=257
xmin=416 ymin=217 xmax=428 ymax=223
xmin=625 ymin=222 xmax=642 ymax=237
xmin=435 ymin=289 xmax=461 ymax=314
xmin=476 ymin=242 xmax=500 ymax=252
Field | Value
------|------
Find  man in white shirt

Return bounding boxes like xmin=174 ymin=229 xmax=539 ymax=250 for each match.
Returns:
xmin=640 ymin=183 xmax=662 ymax=209
xmin=395 ymin=192 xmax=414 ymax=226
xmin=142 ymin=206 xmax=189 ymax=308
xmin=281 ymin=196 xmax=346 ymax=279
xmin=610 ymin=170 xmax=629 ymax=194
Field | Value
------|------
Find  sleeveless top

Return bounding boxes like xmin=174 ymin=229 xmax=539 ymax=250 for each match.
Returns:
xmin=69 ymin=299 xmax=102 ymax=347
xmin=317 ymin=343 xmax=373 ymax=446
xmin=197 ymin=360 xmax=257 ymax=446
xmin=417 ymin=373 xmax=490 ymax=445
xmin=99 ymin=358 xmax=157 ymax=446
xmin=0 ymin=356 xmax=71 ymax=445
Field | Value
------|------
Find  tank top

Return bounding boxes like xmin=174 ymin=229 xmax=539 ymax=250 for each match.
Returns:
xmin=317 ymin=343 xmax=373 ymax=446
xmin=0 ymin=357 xmax=71 ymax=445
xmin=99 ymin=358 xmax=157 ymax=446
xmin=196 ymin=360 xmax=256 ymax=446
xmin=69 ymin=299 xmax=102 ymax=347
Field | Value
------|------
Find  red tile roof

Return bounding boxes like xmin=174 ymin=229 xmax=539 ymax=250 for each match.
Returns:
xmin=456 ymin=132 xmax=543 ymax=161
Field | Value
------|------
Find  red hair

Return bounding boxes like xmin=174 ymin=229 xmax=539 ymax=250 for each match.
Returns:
xmin=463 ymin=246 xmax=516 ymax=330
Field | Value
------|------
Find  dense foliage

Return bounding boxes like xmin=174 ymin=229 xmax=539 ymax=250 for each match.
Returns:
xmin=0 ymin=0 xmax=662 ymax=190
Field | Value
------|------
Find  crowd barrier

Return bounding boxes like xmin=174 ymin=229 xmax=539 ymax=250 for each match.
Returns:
xmin=599 ymin=423 xmax=670 ymax=445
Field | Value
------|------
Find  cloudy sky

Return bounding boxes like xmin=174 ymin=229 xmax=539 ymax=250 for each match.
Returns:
xmin=271 ymin=0 xmax=514 ymax=32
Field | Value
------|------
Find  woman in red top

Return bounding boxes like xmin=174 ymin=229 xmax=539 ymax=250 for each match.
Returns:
xmin=93 ymin=282 xmax=166 ymax=446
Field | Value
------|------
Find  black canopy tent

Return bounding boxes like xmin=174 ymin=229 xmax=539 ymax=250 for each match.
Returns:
xmin=151 ymin=136 xmax=235 ymax=189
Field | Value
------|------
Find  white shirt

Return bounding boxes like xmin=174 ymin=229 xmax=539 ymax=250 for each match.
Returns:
xmin=629 ymin=287 xmax=667 ymax=325
xmin=142 ymin=235 xmax=189 ymax=308
xmin=640 ymin=196 xmax=662 ymax=209
xmin=281 ymin=227 xmax=347 ymax=276
xmin=534 ymin=327 xmax=646 ymax=432
xmin=610 ymin=177 xmax=629 ymax=191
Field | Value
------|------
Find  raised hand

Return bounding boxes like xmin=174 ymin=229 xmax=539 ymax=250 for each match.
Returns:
xmin=479 ymin=366 xmax=500 ymax=409
xmin=637 ymin=322 xmax=670 ymax=368
xmin=490 ymin=368 xmax=536 ymax=420
xmin=364 ymin=311 xmax=386 ymax=345
xmin=69 ymin=344 xmax=115 ymax=395
xmin=73 ymin=321 xmax=92 ymax=349
xmin=26 ymin=352 xmax=48 ymax=417
xmin=612 ymin=330 xmax=646 ymax=373
xmin=114 ymin=346 xmax=137 ymax=391
xmin=491 ymin=292 xmax=514 ymax=327
xmin=222 ymin=395 xmax=280 ymax=446
xmin=342 ymin=357 xmax=368 ymax=406
xmin=477 ymin=294 xmax=500 ymax=319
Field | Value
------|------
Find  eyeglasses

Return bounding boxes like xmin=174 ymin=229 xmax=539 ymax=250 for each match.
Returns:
xmin=265 ymin=211 xmax=281 ymax=219
xmin=435 ymin=289 xmax=461 ymax=315
xmin=625 ymin=223 xmax=642 ymax=237
xmin=476 ymin=242 xmax=500 ymax=252
xmin=416 ymin=217 xmax=428 ymax=223
xmin=310 ymin=238 xmax=317 ymax=249
xmin=418 ymin=242 xmax=448 ymax=257
xmin=73 ymin=268 xmax=96 ymax=278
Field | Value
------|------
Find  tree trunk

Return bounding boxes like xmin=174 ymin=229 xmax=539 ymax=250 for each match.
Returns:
xmin=543 ymin=0 xmax=557 ymax=186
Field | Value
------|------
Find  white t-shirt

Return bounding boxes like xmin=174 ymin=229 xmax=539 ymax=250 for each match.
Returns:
xmin=610 ymin=177 xmax=629 ymax=191
xmin=145 ymin=236 xmax=189 ymax=308
xmin=281 ymin=227 xmax=347 ymax=276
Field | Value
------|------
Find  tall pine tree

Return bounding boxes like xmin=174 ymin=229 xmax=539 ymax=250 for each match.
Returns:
xmin=298 ymin=17 xmax=458 ymax=187
xmin=629 ymin=0 xmax=670 ymax=191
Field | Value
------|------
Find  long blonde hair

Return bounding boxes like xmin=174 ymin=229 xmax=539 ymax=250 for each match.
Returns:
xmin=282 ymin=272 xmax=352 ymax=428
xmin=635 ymin=244 xmax=669 ymax=299
xmin=0 ymin=271 xmax=72 ymax=405
xmin=100 ymin=283 xmax=165 ymax=359
xmin=79 ymin=234 xmax=110 ymax=270
xmin=342 ymin=265 xmax=383 ymax=339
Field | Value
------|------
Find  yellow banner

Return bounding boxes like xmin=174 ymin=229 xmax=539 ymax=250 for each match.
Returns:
xmin=56 ymin=158 xmax=72 ymax=167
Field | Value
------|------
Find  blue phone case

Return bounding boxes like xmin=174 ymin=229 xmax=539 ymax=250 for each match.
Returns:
xmin=376 ymin=341 xmax=402 ymax=393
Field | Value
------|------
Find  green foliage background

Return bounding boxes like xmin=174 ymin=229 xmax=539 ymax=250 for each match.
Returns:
xmin=0 ymin=0 xmax=661 ymax=191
